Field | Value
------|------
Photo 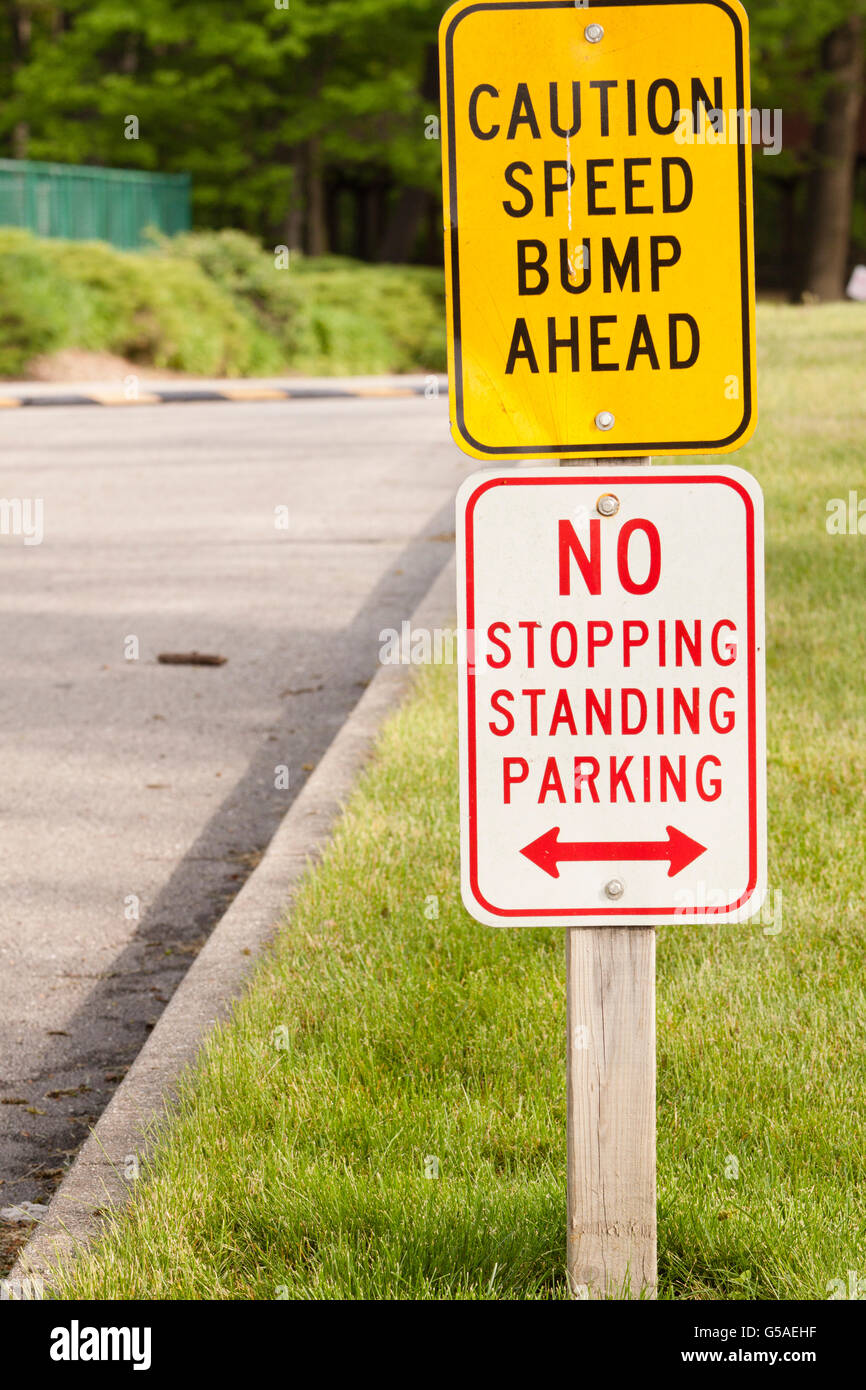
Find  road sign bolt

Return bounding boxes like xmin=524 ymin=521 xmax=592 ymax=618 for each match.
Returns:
xmin=594 ymin=410 xmax=615 ymax=431
xmin=597 ymin=493 xmax=620 ymax=517
xmin=584 ymin=23 xmax=604 ymax=43
xmin=605 ymin=878 xmax=625 ymax=900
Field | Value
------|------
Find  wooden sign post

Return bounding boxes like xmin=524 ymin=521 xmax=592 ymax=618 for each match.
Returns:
xmin=567 ymin=923 xmax=656 ymax=1298
xmin=442 ymin=1 xmax=764 ymax=1301
xmin=560 ymin=457 xmax=656 ymax=1301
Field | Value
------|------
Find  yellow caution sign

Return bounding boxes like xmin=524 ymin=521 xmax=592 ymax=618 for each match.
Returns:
xmin=439 ymin=0 xmax=756 ymax=458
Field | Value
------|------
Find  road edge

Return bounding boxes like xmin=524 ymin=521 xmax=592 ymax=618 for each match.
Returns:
xmin=10 ymin=554 xmax=456 ymax=1293
xmin=0 ymin=375 xmax=448 ymax=410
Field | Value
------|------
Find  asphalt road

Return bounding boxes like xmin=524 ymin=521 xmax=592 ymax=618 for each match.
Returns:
xmin=0 ymin=386 xmax=467 ymax=1238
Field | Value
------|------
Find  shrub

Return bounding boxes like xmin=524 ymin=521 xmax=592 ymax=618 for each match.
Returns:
xmin=0 ymin=230 xmax=88 ymax=375
xmin=0 ymin=226 xmax=446 ymax=377
xmin=163 ymin=230 xmax=447 ymax=372
xmin=47 ymin=238 xmax=282 ymax=375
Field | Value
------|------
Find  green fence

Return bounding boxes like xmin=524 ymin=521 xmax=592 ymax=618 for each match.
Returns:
xmin=0 ymin=160 xmax=191 ymax=249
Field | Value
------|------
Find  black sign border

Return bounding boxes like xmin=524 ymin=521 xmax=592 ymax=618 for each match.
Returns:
xmin=444 ymin=0 xmax=754 ymax=455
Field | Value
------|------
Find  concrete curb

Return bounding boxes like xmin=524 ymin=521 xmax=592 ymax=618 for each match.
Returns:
xmin=11 ymin=554 xmax=456 ymax=1291
xmin=0 ymin=378 xmax=448 ymax=410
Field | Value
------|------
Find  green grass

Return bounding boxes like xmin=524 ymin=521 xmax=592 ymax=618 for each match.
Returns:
xmin=55 ymin=303 xmax=865 ymax=1300
xmin=0 ymin=227 xmax=446 ymax=377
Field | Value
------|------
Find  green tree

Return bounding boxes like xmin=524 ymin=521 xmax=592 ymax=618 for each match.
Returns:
xmin=2 ymin=2 xmax=863 ymax=286
xmin=0 ymin=0 xmax=449 ymax=257
xmin=748 ymin=0 xmax=865 ymax=298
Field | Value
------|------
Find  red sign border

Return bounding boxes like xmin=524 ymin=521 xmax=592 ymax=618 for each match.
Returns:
xmin=462 ymin=471 xmax=759 ymax=918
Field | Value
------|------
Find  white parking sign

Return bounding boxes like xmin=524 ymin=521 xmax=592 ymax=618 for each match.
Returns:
xmin=457 ymin=465 xmax=766 ymax=925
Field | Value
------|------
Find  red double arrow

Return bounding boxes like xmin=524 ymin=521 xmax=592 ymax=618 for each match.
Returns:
xmin=520 ymin=825 xmax=707 ymax=879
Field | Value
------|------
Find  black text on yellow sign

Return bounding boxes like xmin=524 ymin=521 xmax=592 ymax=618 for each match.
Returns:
xmin=439 ymin=0 xmax=757 ymax=458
